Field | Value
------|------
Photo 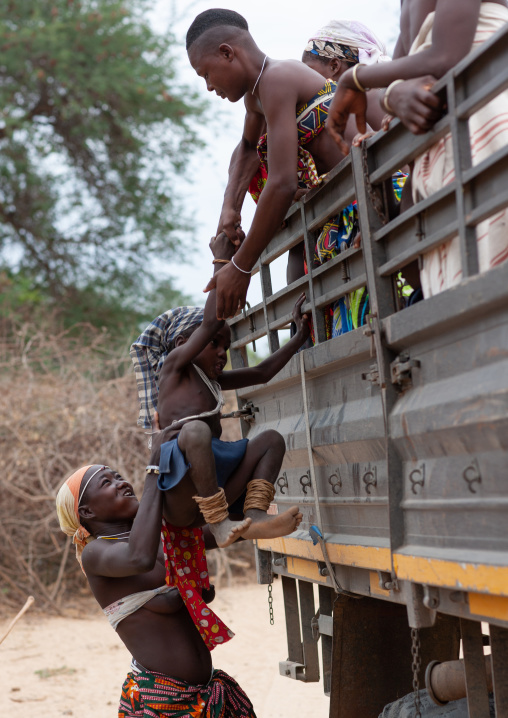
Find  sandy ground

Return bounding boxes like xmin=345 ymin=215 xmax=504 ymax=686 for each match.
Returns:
xmin=1 ymin=580 xmax=330 ymax=718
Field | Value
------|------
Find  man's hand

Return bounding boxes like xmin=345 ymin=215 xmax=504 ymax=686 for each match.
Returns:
xmin=327 ymin=70 xmax=367 ymax=154
xmin=386 ymin=76 xmax=443 ymax=134
xmin=209 ymin=231 xmax=239 ymax=262
xmin=204 ymin=261 xmax=251 ymax=319
xmin=292 ymin=292 xmax=310 ymax=341
xmin=216 ymin=207 xmax=245 ymax=247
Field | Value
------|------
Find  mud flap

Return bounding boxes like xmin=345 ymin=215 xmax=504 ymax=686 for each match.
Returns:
xmin=328 ymin=596 xmax=460 ymax=718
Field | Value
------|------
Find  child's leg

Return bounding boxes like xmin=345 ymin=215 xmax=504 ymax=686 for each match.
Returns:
xmin=223 ymin=430 xmax=303 ymax=540
xmin=161 ymin=420 xmax=251 ymax=547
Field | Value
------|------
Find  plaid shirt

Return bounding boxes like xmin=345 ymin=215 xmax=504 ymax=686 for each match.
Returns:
xmin=129 ymin=306 xmax=204 ymax=428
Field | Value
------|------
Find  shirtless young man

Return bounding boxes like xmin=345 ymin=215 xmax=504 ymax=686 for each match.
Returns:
xmin=185 ymin=8 xmax=352 ymax=319
xmin=56 ymin=450 xmax=256 ymax=717
xmin=130 ymin=233 xmax=308 ymax=549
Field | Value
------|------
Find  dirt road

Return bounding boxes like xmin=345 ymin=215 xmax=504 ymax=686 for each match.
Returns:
xmin=1 ymin=580 xmax=329 ymax=718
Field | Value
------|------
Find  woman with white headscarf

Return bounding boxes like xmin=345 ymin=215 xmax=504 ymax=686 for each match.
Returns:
xmin=302 ymin=19 xmax=390 ymax=131
xmin=296 ymin=20 xmax=411 ymax=336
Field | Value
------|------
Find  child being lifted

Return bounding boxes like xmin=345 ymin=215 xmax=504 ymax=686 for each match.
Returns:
xmin=130 ymin=233 xmax=308 ymax=548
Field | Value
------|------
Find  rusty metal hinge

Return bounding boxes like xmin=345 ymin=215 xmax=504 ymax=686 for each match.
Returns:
xmin=390 ymin=353 xmax=421 ymax=389
xmin=221 ymin=400 xmax=259 ymax=423
xmin=361 ymin=363 xmax=380 ymax=386
xmin=363 ymin=312 xmax=378 ymax=357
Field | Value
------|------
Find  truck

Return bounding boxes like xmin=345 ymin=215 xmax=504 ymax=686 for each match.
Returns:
xmin=228 ymin=25 xmax=508 ymax=718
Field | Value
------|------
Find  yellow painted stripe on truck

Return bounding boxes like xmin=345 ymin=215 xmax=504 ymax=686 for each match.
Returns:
xmin=256 ymin=537 xmax=391 ymax=571
xmin=286 ymin=557 xmax=327 ymax=584
xmin=369 ymin=571 xmax=391 ymax=597
xmin=394 ymin=554 xmax=508 ymax=596
xmin=469 ymin=593 xmax=508 ymax=621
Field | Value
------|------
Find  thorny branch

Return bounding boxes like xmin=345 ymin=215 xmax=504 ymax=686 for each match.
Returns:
xmin=0 ymin=320 xmax=253 ymax=614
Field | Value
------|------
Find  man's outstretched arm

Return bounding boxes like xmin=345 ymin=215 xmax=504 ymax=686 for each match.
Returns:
xmin=205 ymin=79 xmax=300 ymax=319
xmin=217 ymin=107 xmax=266 ymax=245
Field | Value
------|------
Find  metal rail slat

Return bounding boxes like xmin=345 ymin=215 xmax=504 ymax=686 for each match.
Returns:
xmin=448 ymin=73 xmax=479 ymax=279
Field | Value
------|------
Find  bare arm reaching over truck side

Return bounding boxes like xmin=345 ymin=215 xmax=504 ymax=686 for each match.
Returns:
xmin=205 ymin=68 xmax=303 ymax=319
xmin=216 ymin=105 xmax=266 ymax=245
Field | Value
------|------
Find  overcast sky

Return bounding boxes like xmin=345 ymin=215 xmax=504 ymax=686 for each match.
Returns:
xmin=150 ymin=0 xmax=400 ymax=306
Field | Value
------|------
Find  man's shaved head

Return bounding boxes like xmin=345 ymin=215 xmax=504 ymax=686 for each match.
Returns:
xmin=186 ymin=8 xmax=248 ymax=52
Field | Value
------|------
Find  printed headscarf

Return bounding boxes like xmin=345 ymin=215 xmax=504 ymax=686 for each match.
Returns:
xmin=305 ymin=20 xmax=390 ymax=66
xmin=130 ymin=306 xmax=204 ymax=429
xmin=56 ymin=465 xmax=104 ymax=569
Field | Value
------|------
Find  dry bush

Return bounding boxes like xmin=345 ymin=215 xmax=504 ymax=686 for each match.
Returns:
xmin=0 ymin=321 xmax=253 ymax=615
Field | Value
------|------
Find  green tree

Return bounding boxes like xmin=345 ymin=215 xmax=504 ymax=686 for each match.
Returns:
xmin=0 ymin=266 xmax=193 ymax=343
xmin=0 ymin=0 xmax=204 ymax=291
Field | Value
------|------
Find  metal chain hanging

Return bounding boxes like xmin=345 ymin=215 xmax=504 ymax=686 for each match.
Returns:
xmin=267 ymin=583 xmax=274 ymax=625
xmin=411 ymin=628 xmax=422 ymax=718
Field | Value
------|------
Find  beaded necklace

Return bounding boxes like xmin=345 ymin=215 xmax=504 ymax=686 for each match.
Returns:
xmin=96 ymin=531 xmax=131 ymax=541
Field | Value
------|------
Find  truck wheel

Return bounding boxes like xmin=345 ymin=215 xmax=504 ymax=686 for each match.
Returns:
xmin=378 ymin=689 xmax=495 ymax=717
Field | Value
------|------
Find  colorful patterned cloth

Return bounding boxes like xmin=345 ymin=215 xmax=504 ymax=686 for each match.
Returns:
xmin=161 ymin=521 xmax=234 ymax=652
xmin=305 ymin=39 xmax=358 ymax=65
xmin=304 ymin=20 xmax=391 ymax=65
xmin=314 ymin=205 xmax=367 ymax=337
xmin=249 ymin=80 xmax=336 ymax=203
xmin=312 ymin=170 xmax=408 ymax=338
xmin=119 ymin=667 xmax=256 ymax=718
xmin=130 ymin=307 xmax=204 ymax=428
xmin=56 ymin=464 xmax=96 ymax=569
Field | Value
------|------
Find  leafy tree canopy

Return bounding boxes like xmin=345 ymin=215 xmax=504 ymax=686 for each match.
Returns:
xmin=0 ymin=265 xmax=193 ymax=344
xmin=0 ymin=0 xmax=204 ymax=292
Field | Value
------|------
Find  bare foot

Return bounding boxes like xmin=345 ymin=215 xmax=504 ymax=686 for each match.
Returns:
xmin=242 ymin=506 xmax=302 ymax=540
xmin=209 ymin=516 xmax=252 ymax=548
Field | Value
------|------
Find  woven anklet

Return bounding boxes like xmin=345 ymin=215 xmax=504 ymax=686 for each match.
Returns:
xmin=243 ymin=479 xmax=276 ymax=512
xmin=193 ymin=488 xmax=230 ymax=524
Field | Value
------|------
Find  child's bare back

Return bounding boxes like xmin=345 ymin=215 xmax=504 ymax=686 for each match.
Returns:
xmin=158 ymin=360 xmax=224 ymax=440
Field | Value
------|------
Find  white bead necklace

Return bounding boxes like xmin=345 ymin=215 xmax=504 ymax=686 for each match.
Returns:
xmin=252 ymin=55 xmax=268 ymax=95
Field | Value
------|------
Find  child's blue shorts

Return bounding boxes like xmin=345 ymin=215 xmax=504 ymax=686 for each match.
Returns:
xmin=158 ymin=435 xmax=249 ymax=514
